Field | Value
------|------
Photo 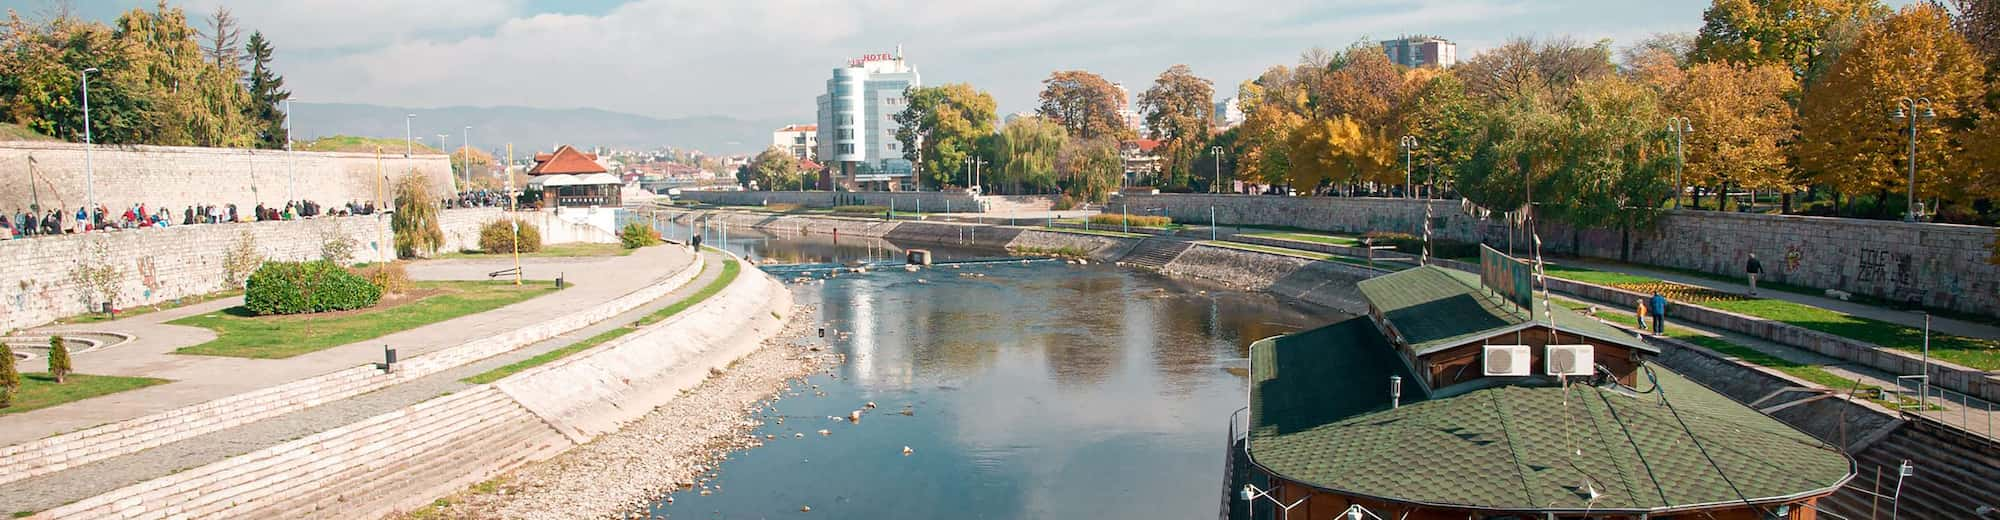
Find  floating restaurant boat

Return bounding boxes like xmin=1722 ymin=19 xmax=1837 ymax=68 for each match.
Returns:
xmin=1226 ymin=249 xmax=1853 ymax=520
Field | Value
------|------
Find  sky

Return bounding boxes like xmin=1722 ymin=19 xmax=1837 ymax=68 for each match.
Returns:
xmin=49 ymin=0 xmax=1920 ymax=123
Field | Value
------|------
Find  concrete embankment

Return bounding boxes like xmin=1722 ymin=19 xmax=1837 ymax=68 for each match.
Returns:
xmin=26 ymin=253 xmax=791 ymax=520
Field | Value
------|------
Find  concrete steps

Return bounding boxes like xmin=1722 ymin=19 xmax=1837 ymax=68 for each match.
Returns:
xmin=1120 ymin=238 xmax=1192 ymax=269
xmin=1821 ymin=419 xmax=2000 ymax=519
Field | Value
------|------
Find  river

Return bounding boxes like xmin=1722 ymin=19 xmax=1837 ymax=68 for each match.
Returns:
xmin=652 ymin=230 xmax=1346 ymax=518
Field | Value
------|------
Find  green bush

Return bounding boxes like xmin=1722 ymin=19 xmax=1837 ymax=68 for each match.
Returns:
xmin=47 ymin=335 xmax=69 ymax=384
xmin=619 ymin=222 xmax=662 ymax=249
xmin=1087 ymin=214 xmax=1171 ymax=227
xmin=1 ymin=341 xmax=18 ymax=406
xmin=479 ymin=219 xmax=543 ymax=254
xmin=244 ymin=261 xmax=383 ymax=315
xmin=353 ymin=261 xmax=411 ymax=296
xmin=830 ymin=205 xmax=888 ymax=215
xmin=1050 ymin=194 xmax=1078 ymax=211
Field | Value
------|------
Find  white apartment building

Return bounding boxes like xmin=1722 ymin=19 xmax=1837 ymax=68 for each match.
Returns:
xmin=1381 ymin=36 xmax=1458 ymax=68
xmin=1214 ymin=97 xmax=1244 ymax=128
xmin=772 ymin=124 xmax=818 ymax=161
xmin=815 ymin=48 xmax=921 ymax=190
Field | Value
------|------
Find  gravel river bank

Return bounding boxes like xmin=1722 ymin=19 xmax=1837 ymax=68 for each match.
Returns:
xmin=400 ymin=304 xmax=841 ymax=519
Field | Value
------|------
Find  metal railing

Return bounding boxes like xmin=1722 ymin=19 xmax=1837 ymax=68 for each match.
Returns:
xmin=1222 ymin=407 xmax=1251 ymax=520
xmin=1891 ymin=375 xmax=1998 ymax=442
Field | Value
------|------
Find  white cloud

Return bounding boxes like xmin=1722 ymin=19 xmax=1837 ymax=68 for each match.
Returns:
xmin=228 ymin=0 xmax=1727 ymax=120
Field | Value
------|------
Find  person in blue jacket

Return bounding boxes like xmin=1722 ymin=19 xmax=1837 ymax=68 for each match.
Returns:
xmin=1649 ymin=291 xmax=1668 ymax=334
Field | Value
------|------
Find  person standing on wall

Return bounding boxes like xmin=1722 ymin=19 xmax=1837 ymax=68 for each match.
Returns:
xmin=1745 ymin=253 xmax=1762 ymax=296
xmin=1649 ymin=291 xmax=1668 ymax=334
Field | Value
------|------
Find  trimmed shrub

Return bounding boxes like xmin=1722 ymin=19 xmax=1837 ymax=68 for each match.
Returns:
xmin=1363 ymin=231 xmax=1478 ymax=259
xmin=1050 ymin=194 xmax=1079 ymax=211
xmin=619 ymin=222 xmax=662 ymax=249
xmin=830 ymin=205 xmax=888 ymax=215
xmin=47 ymin=336 xmax=69 ymax=384
xmin=766 ymin=203 xmax=802 ymax=213
xmin=1 ymin=341 xmax=18 ymax=406
xmin=354 ymin=261 xmax=412 ymax=296
xmin=479 ymin=219 xmax=543 ymax=254
xmin=244 ymin=260 xmax=383 ymax=315
xmin=1087 ymin=214 xmax=1171 ymax=228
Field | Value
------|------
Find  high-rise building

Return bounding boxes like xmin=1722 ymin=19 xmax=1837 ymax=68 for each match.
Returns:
xmin=772 ymin=124 xmax=817 ymax=161
xmin=1214 ymin=97 xmax=1243 ymax=128
xmin=816 ymin=48 xmax=921 ymax=190
xmin=1380 ymin=36 xmax=1457 ymax=68
xmin=1113 ymin=82 xmax=1143 ymax=135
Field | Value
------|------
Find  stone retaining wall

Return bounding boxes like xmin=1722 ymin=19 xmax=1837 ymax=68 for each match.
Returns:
xmin=1113 ymin=193 xmax=2000 ymax=317
xmin=0 ymin=207 xmax=500 ymax=332
xmin=1161 ymin=245 xmax=1377 ymax=314
xmin=0 ymin=248 xmax=701 ymax=489
xmin=0 ymin=142 xmax=456 ymax=218
xmin=679 ymin=190 xmax=1056 ymax=214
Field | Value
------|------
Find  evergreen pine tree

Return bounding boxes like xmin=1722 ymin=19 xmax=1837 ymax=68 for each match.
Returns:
xmin=243 ymin=31 xmax=291 ymax=150
xmin=0 ymin=341 xmax=19 ymax=408
xmin=47 ymin=335 xmax=71 ymax=384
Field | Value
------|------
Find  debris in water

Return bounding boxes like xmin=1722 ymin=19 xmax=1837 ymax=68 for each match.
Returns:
xmin=801 ymin=506 xmax=812 ymax=512
xmin=902 ymin=446 xmax=914 ymax=456
xmin=849 ymin=410 xmax=863 ymax=423
xmin=817 ymin=429 xmax=831 ymax=436
xmin=864 ymin=401 xmax=877 ymax=409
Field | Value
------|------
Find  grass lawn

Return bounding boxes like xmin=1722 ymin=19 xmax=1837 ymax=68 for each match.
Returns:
xmin=1045 ymin=227 xmax=1148 ymax=239
xmin=463 ymin=259 xmax=740 ymax=384
xmin=1238 ymin=231 xmax=1362 ymax=247
xmin=1542 ymin=262 xmax=2000 ymax=370
xmin=437 ymin=242 xmax=635 ymax=259
xmin=298 ymin=135 xmax=442 ymax=154
xmin=56 ymin=289 xmax=243 ymax=325
xmin=0 ymin=122 xmax=58 ymax=142
xmin=1 ymin=373 xmax=171 ymax=416
xmin=170 ymin=280 xmax=559 ymax=359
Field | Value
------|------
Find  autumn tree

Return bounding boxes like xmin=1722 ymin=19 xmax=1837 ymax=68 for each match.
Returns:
xmin=1669 ymin=62 xmax=1800 ymax=208
xmin=1036 ymin=71 xmax=1129 ymax=140
xmin=1137 ymin=65 xmax=1215 ymax=190
xmin=1399 ymin=73 xmax=1486 ymax=193
xmin=392 ymin=171 xmax=444 ymax=258
xmin=894 ymin=84 xmax=998 ymax=189
xmin=992 ymin=116 xmax=1067 ymax=193
xmin=1543 ymin=76 xmax=1673 ymax=239
xmin=200 ymin=6 xmax=241 ymax=69
xmin=749 ymin=146 xmax=804 ymax=190
xmin=1235 ymin=67 xmax=1306 ymax=185
xmin=1692 ymin=0 xmax=1885 ymax=86
xmin=1457 ymin=37 xmax=1617 ymax=104
xmin=1798 ymin=4 xmax=1987 ymax=216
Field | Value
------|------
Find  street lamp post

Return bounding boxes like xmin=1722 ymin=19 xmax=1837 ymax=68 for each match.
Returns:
xmin=463 ymin=126 xmax=473 ymax=189
xmin=1208 ymin=145 xmax=1224 ymax=194
xmin=1890 ymin=97 xmax=1935 ymax=222
xmin=284 ymin=98 xmax=295 ymax=204
xmin=1666 ymin=117 xmax=1691 ymax=209
xmin=80 ymin=67 xmax=99 ymax=219
xmin=1398 ymin=135 xmax=1418 ymax=199
xmin=404 ymin=114 xmax=414 ymax=158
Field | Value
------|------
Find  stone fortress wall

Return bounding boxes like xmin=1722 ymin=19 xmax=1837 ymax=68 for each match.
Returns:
xmin=0 ymin=142 xmax=457 ymax=216
xmin=1112 ymin=194 xmax=2000 ymax=317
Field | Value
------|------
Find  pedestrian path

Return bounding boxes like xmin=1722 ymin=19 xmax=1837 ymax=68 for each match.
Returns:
xmin=1564 ymin=258 xmax=2000 ymax=340
xmin=1569 ymin=295 xmax=2000 ymax=441
xmin=0 ymin=246 xmax=694 ymax=446
xmin=0 ymin=250 xmax=731 ymax=515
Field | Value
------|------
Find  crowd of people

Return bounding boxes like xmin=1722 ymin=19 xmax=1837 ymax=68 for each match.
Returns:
xmin=443 ymin=189 xmax=514 ymax=209
xmin=1 ymin=199 xmax=387 ymax=240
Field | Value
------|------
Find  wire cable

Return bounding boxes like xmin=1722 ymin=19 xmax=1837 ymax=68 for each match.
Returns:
xmin=1646 ymin=364 xmax=1770 ymax=517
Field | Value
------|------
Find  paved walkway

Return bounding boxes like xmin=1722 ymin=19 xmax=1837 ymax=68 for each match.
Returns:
xmin=0 ymin=250 xmax=730 ymax=515
xmin=1567 ymin=294 xmax=2000 ymax=442
xmin=1564 ymin=258 xmax=2000 ymax=340
xmin=0 ymin=246 xmax=695 ymax=446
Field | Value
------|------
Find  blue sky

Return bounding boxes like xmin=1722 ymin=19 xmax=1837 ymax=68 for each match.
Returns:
xmin=50 ymin=0 xmax=1919 ymax=122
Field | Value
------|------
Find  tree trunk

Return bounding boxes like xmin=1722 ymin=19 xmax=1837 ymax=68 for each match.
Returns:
xmin=1620 ymin=223 xmax=1632 ymax=263
xmin=1877 ymin=188 xmax=1891 ymax=218
xmin=1781 ymin=191 xmax=1792 ymax=214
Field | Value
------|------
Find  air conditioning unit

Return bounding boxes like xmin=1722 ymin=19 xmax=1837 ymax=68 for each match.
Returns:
xmin=1482 ymin=345 xmax=1531 ymax=377
xmin=1545 ymin=344 xmax=1595 ymax=377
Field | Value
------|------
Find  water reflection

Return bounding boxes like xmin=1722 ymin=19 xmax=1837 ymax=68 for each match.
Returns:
xmin=649 ymin=237 xmax=1346 ymax=519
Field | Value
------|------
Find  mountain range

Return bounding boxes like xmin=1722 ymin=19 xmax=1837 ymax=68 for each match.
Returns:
xmin=289 ymin=103 xmax=799 ymax=156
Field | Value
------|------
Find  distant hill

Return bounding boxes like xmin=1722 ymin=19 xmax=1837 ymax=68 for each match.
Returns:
xmin=289 ymin=103 xmax=796 ymax=156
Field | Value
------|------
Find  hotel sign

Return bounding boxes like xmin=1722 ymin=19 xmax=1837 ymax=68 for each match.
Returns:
xmin=1480 ymin=245 xmax=1534 ymax=319
xmin=848 ymin=53 xmax=895 ymax=66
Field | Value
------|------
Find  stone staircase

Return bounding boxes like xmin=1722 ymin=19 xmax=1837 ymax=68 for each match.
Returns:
xmin=1819 ymin=417 xmax=2000 ymax=519
xmin=976 ymin=195 xmax=1057 ymax=214
xmin=1119 ymin=238 xmax=1192 ymax=269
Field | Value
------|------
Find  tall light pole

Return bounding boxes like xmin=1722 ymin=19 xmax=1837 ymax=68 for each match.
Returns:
xmin=463 ymin=126 xmax=473 ymax=189
xmin=284 ymin=98 xmax=296 ymax=204
xmin=1208 ymin=145 xmax=1224 ymax=194
xmin=1398 ymin=135 xmax=1418 ymax=199
xmin=404 ymin=114 xmax=415 ymax=158
xmin=1891 ymin=97 xmax=1935 ymax=222
xmin=974 ymin=158 xmax=987 ymax=193
xmin=1665 ymin=116 xmax=1691 ymax=209
xmin=80 ymin=67 xmax=99 ymax=218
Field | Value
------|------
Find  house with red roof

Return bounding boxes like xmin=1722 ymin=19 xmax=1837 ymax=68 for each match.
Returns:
xmin=527 ymin=145 xmax=622 ymax=208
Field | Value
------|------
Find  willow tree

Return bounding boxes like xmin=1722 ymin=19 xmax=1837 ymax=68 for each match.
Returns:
xmin=392 ymin=172 xmax=444 ymax=258
xmin=992 ymin=116 xmax=1067 ymax=193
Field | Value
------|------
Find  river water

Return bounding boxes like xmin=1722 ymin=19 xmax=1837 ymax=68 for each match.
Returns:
xmin=652 ymin=231 xmax=1346 ymax=518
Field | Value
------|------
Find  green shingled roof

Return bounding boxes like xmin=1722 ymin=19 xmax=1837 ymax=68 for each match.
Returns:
xmin=1356 ymin=266 xmax=1654 ymax=356
xmin=1248 ymin=319 xmax=1853 ymax=513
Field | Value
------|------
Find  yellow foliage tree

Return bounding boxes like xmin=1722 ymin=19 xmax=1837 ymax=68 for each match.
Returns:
xmin=1798 ymin=4 xmax=1988 ymax=208
xmin=1672 ymin=62 xmax=1800 ymax=193
xmin=1283 ymin=116 xmax=1391 ymax=192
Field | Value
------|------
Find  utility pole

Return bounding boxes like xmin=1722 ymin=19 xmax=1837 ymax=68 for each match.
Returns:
xmin=1209 ymin=145 xmax=1223 ymax=194
xmin=80 ymin=67 xmax=99 ymax=218
xmin=1891 ymin=97 xmax=1935 ymax=222
xmin=1666 ymin=117 xmax=1691 ymax=209
xmin=404 ymin=114 xmax=415 ymax=158
xmin=508 ymin=143 xmax=520 ymax=285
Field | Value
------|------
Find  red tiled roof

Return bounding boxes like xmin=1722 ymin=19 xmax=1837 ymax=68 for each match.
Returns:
xmin=777 ymin=124 xmax=818 ymax=133
xmin=799 ymin=159 xmax=822 ymax=171
xmin=1123 ymin=139 xmax=1162 ymax=152
xmin=528 ymin=145 xmax=607 ymax=175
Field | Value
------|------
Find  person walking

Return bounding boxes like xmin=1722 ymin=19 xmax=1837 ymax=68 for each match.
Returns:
xmin=1745 ymin=253 xmax=1763 ymax=296
xmin=1648 ymin=291 xmax=1668 ymax=334
xmin=1633 ymin=298 xmax=1650 ymax=335
xmin=690 ymin=230 xmax=703 ymax=251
